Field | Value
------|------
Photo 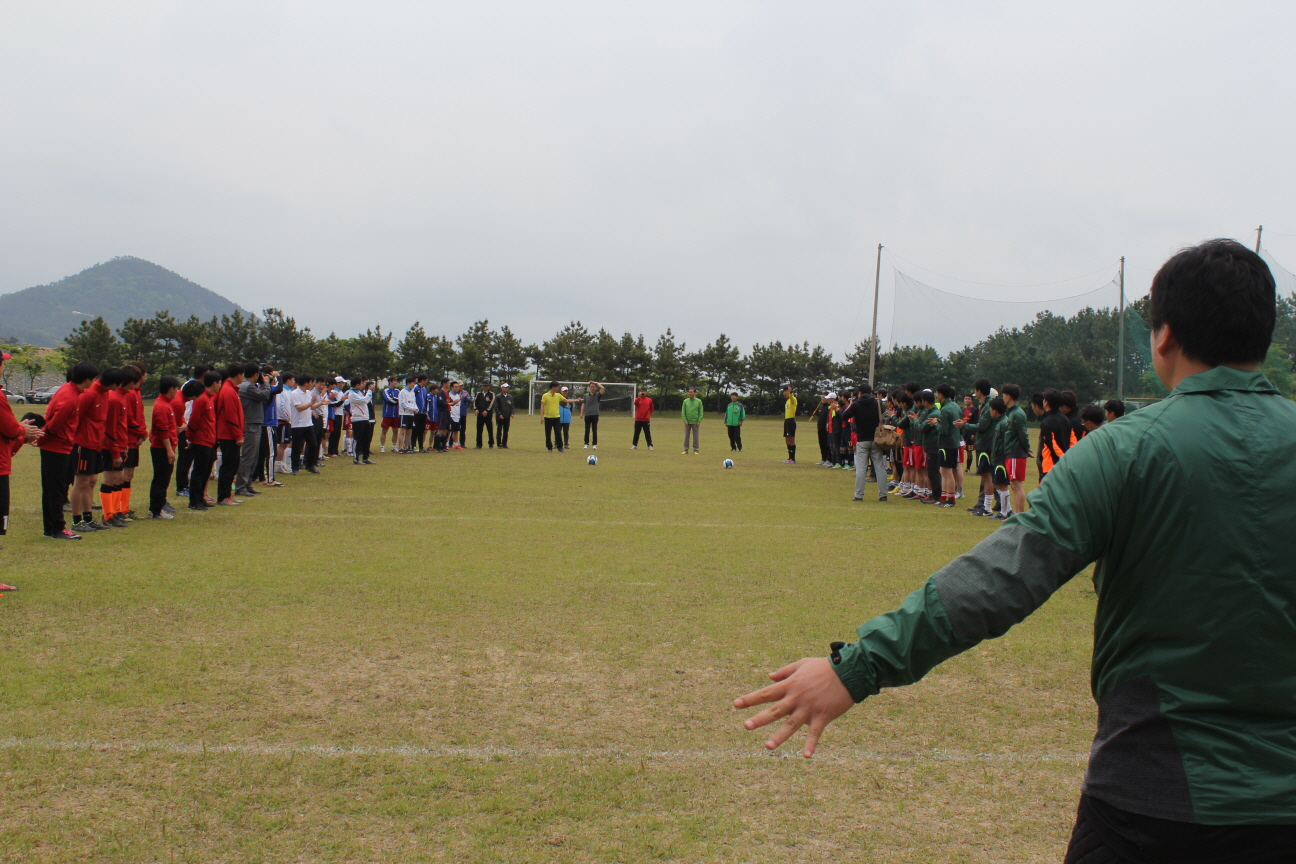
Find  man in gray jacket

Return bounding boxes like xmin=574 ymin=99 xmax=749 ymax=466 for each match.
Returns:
xmin=493 ymin=383 xmax=514 ymax=449
xmin=236 ymin=363 xmax=276 ymax=497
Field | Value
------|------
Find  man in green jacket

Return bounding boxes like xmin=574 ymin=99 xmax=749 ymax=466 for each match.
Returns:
xmin=734 ymin=240 xmax=1296 ymax=861
xmin=680 ymin=388 xmax=704 ymax=454
xmin=724 ymin=393 xmax=745 ymax=452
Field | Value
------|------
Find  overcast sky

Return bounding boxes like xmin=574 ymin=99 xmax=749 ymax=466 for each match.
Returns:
xmin=3 ymin=2 xmax=1295 ymax=356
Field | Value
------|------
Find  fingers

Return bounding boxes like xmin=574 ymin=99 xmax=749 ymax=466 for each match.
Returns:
xmin=768 ymin=659 xmax=803 ymax=682
xmin=732 ymin=679 xmax=787 ymax=710
xmin=802 ymin=714 xmax=829 ymax=759
xmin=764 ymin=714 xmax=804 ymax=751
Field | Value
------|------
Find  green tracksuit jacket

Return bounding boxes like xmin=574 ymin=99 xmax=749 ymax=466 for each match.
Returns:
xmin=725 ymin=402 xmax=746 ymax=426
xmin=680 ymin=397 xmax=704 ymax=424
xmin=830 ymin=367 xmax=1296 ymax=824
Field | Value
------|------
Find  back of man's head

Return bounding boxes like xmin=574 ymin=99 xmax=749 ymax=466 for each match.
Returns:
xmin=1150 ymin=238 xmax=1275 ymax=366
xmin=1080 ymin=404 xmax=1105 ymax=427
xmin=1043 ymin=388 xmax=1063 ymax=411
xmin=1104 ymin=399 xmax=1126 ymax=418
xmin=70 ymin=361 xmax=98 ymax=385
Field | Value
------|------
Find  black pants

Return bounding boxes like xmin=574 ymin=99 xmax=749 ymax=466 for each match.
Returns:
xmin=175 ymin=432 xmax=193 ymax=493
xmin=544 ymin=417 xmax=563 ymax=450
xmin=40 ymin=449 xmax=71 ymax=535
xmin=149 ymin=446 xmax=173 ymax=515
xmin=561 ymin=422 xmax=570 ymax=447
xmin=188 ymin=444 xmax=214 ymax=504
xmin=924 ymin=446 xmax=942 ymax=498
xmin=496 ymin=416 xmax=511 ymax=447
xmin=633 ymin=420 xmax=653 ymax=447
xmin=1064 ymin=794 xmax=1296 ymax=863
xmin=255 ymin=427 xmax=270 ymax=481
xmin=0 ymin=473 xmax=8 ymax=537
xmin=583 ymin=416 xmax=599 ymax=445
xmin=328 ymin=421 xmax=343 ymax=456
xmin=726 ymin=425 xmax=742 ymax=451
xmin=216 ymin=439 xmax=240 ymax=501
xmin=413 ymin=414 xmax=427 ymax=451
xmin=353 ymin=420 xmax=374 ymax=461
xmin=817 ymin=425 xmax=831 ymax=462
xmin=476 ymin=413 xmax=495 ymax=447
xmin=291 ymin=426 xmax=318 ymax=471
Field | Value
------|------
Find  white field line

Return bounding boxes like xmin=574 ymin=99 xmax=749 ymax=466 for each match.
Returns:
xmin=288 ymin=493 xmax=894 ymax=511
xmin=0 ymin=736 xmax=1086 ymax=766
xmin=259 ymin=512 xmax=893 ymax=531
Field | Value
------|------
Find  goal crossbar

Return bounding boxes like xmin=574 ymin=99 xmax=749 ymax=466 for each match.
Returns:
xmin=527 ymin=381 xmax=642 ymax=415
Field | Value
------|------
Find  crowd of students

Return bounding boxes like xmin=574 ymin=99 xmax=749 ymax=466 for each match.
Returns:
xmin=798 ymin=378 xmax=1127 ymax=516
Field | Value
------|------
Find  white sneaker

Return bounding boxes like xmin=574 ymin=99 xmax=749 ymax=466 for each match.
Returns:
xmin=631 ymin=445 xmax=637 ymax=450
xmin=380 ymin=446 xmax=386 ymax=453
xmin=583 ymin=444 xmax=588 ymax=449
xmin=592 ymin=445 xmax=597 ymax=450
xmin=648 ymin=446 xmax=654 ymax=451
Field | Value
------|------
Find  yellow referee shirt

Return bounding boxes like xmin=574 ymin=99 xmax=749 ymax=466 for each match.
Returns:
xmin=540 ymin=391 xmax=564 ymax=419
xmin=784 ymin=395 xmax=798 ymax=419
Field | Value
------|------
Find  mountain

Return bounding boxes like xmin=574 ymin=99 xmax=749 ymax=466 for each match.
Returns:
xmin=0 ymin=256 xmax=250 ymax=347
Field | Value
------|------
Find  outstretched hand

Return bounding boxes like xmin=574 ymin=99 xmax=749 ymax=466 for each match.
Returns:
xmin=733 ymin=657 xmax=855 ymax=758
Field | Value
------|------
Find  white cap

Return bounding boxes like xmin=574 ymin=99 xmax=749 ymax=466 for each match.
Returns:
xmin=990 ymin=388 xmax=999 ymax=398
xmin=335 ymin=376 xmax=345 ymax=383
xmin=560 ymin=386 xmax=569 ymax=392
xmin=826 ymin=391 xmax=837 ymax=399
xmin=500 ymin=383 xmax=510 ymax=388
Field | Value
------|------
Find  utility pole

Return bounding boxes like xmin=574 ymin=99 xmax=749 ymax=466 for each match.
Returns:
xmin=1256 ymin=225 xmax=1263 ymax=253
xmin=1117 ymin=256 xmax=1126 ymax=402
xmin=867 ymin=244 xmax=882 ymax=388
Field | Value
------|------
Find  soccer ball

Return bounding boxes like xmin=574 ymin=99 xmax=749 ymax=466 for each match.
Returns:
xmin=587 ymin=455 xmax=598 ymax=466
xmin=723 ymin=458 xmax=734 ymax=469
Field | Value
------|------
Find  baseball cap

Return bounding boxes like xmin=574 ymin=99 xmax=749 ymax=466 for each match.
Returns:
xmin=0 ymin=352 xmax=10 ymax=361
xmin=335 ymin=376 xmax=345 ymax=383
xmin=826 ymin=391 xmax=837 ymax=399
xmin=560 ymin=386 xmax=569 ymax=392
xmin=500 ymin=383 xmax=510 ymax=388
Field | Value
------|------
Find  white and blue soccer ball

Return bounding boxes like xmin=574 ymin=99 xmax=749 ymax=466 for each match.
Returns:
xmin=587 ymin=455 xmax=598 ymax=466
xmin=723 ymin=458 xmax=734 ymax=469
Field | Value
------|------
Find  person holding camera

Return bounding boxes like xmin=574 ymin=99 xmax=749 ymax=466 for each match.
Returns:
xmin=236 ymin=362 xmax=277 ymax=498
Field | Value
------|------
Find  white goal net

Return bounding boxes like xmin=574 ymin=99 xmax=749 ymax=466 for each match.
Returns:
xmin=527 ymin=381 xmax=640 ymax=415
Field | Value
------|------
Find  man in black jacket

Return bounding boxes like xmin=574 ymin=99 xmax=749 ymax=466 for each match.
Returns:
xmin=474 ymin=383 xmax=496 ymax=449
xmin=493 ymin=383 xmax=513 ymax=449
xmin=841 ymin=388 xmax=887 ymax=503
xmin=1038 ymin=389 xmax=1074 ymax=481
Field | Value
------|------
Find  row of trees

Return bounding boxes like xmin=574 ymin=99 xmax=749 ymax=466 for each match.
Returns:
xmin=49 ymin=297 xmax=1296 ymax=410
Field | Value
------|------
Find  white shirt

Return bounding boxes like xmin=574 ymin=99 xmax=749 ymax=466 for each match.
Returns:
xmin=449 ymin=391 xmax=463 ymax=422
xmin=275 ymin=389 xmax=291 ymax=423
xmin=398 ymin=387 xmax=418 ymax=416
xmin=288 ymin=387 xmax=316 ymax=428
xmin=348 ymin=389 xmax=372 ymax=421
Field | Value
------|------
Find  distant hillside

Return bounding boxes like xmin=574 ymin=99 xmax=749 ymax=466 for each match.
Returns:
xmin=0 ymin=256 xmax=250 ymax=347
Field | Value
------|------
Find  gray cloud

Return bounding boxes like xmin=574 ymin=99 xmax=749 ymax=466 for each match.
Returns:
xmin=3 ymin=1 xmax=1294 ymax=355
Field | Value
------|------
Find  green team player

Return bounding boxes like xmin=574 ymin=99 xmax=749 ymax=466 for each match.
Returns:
xmin=934 ymin=384 xmax=962 ymax=507
xmin=734 ymin=239 xmax=1296 ymax=862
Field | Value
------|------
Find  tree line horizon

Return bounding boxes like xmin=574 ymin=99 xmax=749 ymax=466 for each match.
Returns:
xmin=37 ymin=294 xmax=1296 ymax=410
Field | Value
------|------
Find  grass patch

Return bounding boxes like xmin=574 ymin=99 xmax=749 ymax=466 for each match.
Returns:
xmin=1 ymin=414 xmax=1093 ymax=862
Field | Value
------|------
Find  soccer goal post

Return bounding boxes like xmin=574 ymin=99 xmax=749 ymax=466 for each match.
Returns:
xmin=527 ymin=381 xmax=641 ymax=415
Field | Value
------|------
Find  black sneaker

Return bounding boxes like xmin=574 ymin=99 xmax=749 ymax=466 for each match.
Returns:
xmin=306 ymin=467 xmax=320 ymax=474
xmin=988 ymin=513 xmax=1009 ymax=521
xmin=919 ymin=496 xmax=938 ymax=504
xmin=45 ymin=528 xmax=82 ymax=540
xmin=189 ymin=503 xmax=211 ymax=511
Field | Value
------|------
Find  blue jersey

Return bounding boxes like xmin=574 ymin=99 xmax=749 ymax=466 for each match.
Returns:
xmin=382 ymin=387 xmax=401 ymax=419
xmin=414 ymin=385 xmax=427 ymax=414
xmin=560 ymin=402 xmax=572 ymax=423
xmin=427 ymin=391 xmax=440 ymax=423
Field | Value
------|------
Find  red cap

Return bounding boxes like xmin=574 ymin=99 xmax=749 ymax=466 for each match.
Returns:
xmin=0 ymin=352 xmax=10 ymax=361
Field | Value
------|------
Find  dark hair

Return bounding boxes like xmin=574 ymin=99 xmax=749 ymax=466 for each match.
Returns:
xmin=1001 ymin=383 xmax=1021 ymax=401
xmin=935 ymin=383 xmax=954 ymax=399
xmin=192 ymin=364 xmax=212 ymax=379
xmin=242 ymin=361 xmax=260 ymax=377
xmin=973 ymin=378 xmax=991 ymax=396
xmin=297 ymin=374 xmax=313 ymax=385
xmin=1060 ymin=390 xmax=1078 ymax=411
xmin=202 ymin=371 xmax=222 ymax=387
xmin=157 ymin=375 xmax=181 ymax=395
xmin=1103 ymin=399 xmax=1126 ymax=418
xmin=281 ymin=371 xmax=295 ymax=383
xmin=1080 ymin=405 xmax=1105 ymax=426
xmin=899 ymin=393 xmax=914 ymax=407
xmin=405 ymin=376 xmax=416 ymax=384
xmin=416 ymin=374 xmax=428 ymax=382
xmin=223 ymin=363 xmax=243 ymax=380
xmin=989 ymin=397 xmax=1007 ymax=414
xmin=1149 ymin=239 xmax=1275 ymax=365
xmin=351 ymin=376 xmax=364 ymax=388
xmin=260 ymin=364 xmax=276 ymax=375
xmin=100 ymin=367 xmax=125 ymax=387
xmin=69 ymin=361 xmax=98 ymax=385
xmin=1030 ymin=391 xmax=1045 ymax=409
xmin=181 ymin=379 xmax=204 ymax=399
xmin=918 ymin=389 xmax=934 ymax=404
xmin=127 ymin=359 xmax=147 ymax=374
xmin=548 ymin=381 xmax=559 ymax=389
xmin=428 ymin=382 xmax=440 ymax=390
xmin=120 ymin=365 xmax=142 ymax=385
xmin=1042 ymin=388 xmax=1063 ymax=410
xmin=904 ymin=381 xmax=920 ymax=394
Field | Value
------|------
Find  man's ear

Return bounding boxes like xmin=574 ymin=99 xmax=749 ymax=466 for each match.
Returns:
xmin=1152 ymin=324 xmax=1179 ymax=359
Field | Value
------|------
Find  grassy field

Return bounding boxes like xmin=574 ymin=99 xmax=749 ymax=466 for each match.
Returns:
xmin=0 ymin=412 xmax=1096 ymax=863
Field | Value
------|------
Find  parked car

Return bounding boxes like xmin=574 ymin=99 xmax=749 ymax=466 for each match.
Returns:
xmin=24 ymin=386 xmax=59 ymax=404
xmin=2 ymin=388 xmax=27 ymax=404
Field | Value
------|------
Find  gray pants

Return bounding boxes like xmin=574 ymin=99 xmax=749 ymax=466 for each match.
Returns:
xmin=683 ymin=423 xmax=699 ymax=451
xmin=237 ymin=425 xmax=263 ymax=492
xmin=855 ymin=440 xmax=888 ymax=500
